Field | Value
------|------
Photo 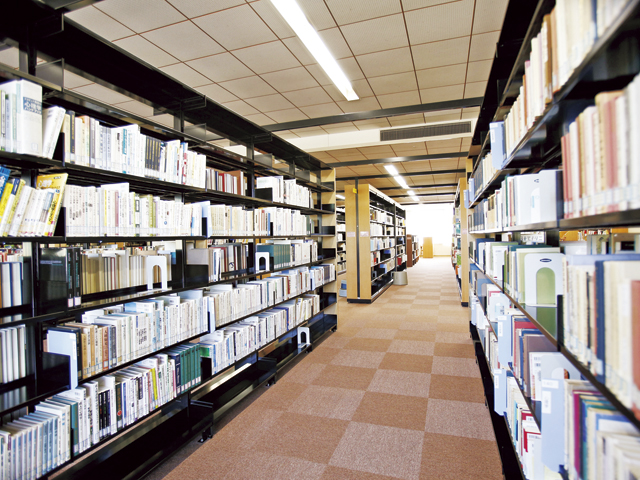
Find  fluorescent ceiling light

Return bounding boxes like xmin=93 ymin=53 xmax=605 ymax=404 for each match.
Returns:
xmin=394 ymin=176 xmax=409 ymax=189
xmin=407 ymin=190 xmax=415 ymax=195
xmin=385 ymin=165 xmax=398 ymax=175
xmin=271 ymin=0 xmax=358 ymax=101
xmin=336 ymin=194 xmax=345 ymax=200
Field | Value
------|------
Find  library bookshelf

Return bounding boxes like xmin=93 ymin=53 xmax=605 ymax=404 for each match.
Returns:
xmin=345 ymin=184 xmax=405 ymax=304
xmin=0 ymin=2 xmax=339 ymax=478
xmin=337 ymin=207 xmax=346 ymax=275
xmin=462 ymin=0 xmax=640 ymax=478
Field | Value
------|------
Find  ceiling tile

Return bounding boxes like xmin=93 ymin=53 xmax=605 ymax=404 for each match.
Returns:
xmin=267 ymin=108 xmax=309 ymax=123
xmin=194 ymin=83 xmax=238 ymax=103
xmin=321 ymin=80 xmax=373 ymax=102
xmin=312 ymin=150 xmax=336 ymax=158
xmin=356 ymin=47 xmax=414 ymax=78
xmin=299 ymin=102 xmax=343 ymax=118
xmin=282 ymin=37 xmax=317 ymax=66
xmin=469 ymin=31 xmax=500 ymax=62
xmin=94 ymin=0 xmax=186 ymax=33
xmin=392 ymin=144 xmax=428 ymax=156
xmin=420 ymin=84 xmax=464 ymax=103
xmin=305 ymin=64 xmax=332 ymax=86
xmin=405 ymin=0 xmax=474 ymax=45
xmin=411 ymin=36 xmax=470 ymax=70
xmin=335 ymin=166 xmax=356 ymax=176
xmin=245 ymin=93 xmax=295 ymax=112
xmin=424 ymin=108 xmax=461 ymax=118
xmin=377 ymin=90 xmax=421 ymax=108
xmin=261 ymin=67 xmax=319 ymax=92
xmin=294 ymin=127 xmax=331 ymax=137
xmin=461 ymin=109 xmax=480 ymax=120
xmin=464 ymin=81 xmax=487 ymax=98
xmin=142 ymin=21 xmax=224 ymax=61
xmin=428 ymin=147 xmax=462 ymax=155
xmin=349 ymin=165 xmax=386 ymax=175
xmin=233 ymin=41 xmax=301 ymax=74
xmin=368 ymin=72 xmax=417 ymax=95
xmin=277 ymin=132 xmax=300 ymax=140
xmin=65 ymin=6 xmax=135 ymax=41
xmin=218 ymin=75 xmax=277 ymax=98
xmin=403 ymin=160 xmax=434 ymax=172
xmin=193 ymin=5 xmax=277 ymax=50
xmin=331 ymin=147 xmax=364 ymax=157
xmin=167 ymin=0 xmax=245 ymax=18
xmin=160 ymin=62 xmax=211 ymax=87
xmin=221 ymin=100 xmax=260 ymax=116
xmin=336 ymin=96 xmax=381 ymax=113
xmin=322 ymin=124 xmax=361 ymax=134
xmin=250 ymin=0 xmax=296 ymax=38
xmin=473 ymin=0 xmax=509 ymax=34
xmin=336 ymin=153 xmax=369 ymax=161
xmin=325 ymin=0 xmax=402 ymax=25
xmin=423 ymin=113 xmax=463 ymax=123
xmin=340 ymin=14 xmax=408 ymax=55
xmin=73 ymin=83 xmax=132 ymax=104
xmin=460 ymin=137 xmax=472 ymax=146
xmin=318 ymin=28 xmax=353 ymax=60
xmin=283 ymin=86 xmax=334 ymax=107
xmin=353 ymin=118 xmax=392 ymax=130
xmin=244 ymin=113 xmax=275 ymax=125
xmin=113 ymin=99 xmax=154 ymax=117
xmin=114 ymin=35 xmax=178 ymax=68
xmin=401 ymin=0 xmax=456 ymax=11
xmin=466 ymin=59 xmax=493 ymax=83
xmin=427 ymin=138 xmax=462 ymax=149
xmin=187 ymin=53 xmax=253 ymax=83
xmin=298 ymin=0 xmax=337 ymax=30
xmin=416 ymin=64 xmax=466 ymax=90
xmin=359 ymin=145 xmax=395 ymax=156
xmin=64 ymin=70 xmax=93 ymax=89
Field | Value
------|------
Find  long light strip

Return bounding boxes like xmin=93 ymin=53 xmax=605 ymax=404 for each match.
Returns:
xmin=384 ymin=165 xmax=398 ymax=175
xmin=271 ymin=0 xmax=358 ymax=101
xmin=394 ymin=176 xmax=409 ymax=189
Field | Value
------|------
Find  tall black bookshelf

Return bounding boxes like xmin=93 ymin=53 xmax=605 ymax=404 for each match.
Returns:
xmin=0 ymin=2 xmax=339 ymax=478
xmin=465 ymin=0 xmax=640 ymax=478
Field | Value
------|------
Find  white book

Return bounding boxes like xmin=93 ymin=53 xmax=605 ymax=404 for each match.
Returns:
xmin=41 ymin=106 xmax=66 ymax=159
xmin=0 ymin=79 xmax=42 ymax=156
xmin=8 ymin=186 xmax=33 ymax=237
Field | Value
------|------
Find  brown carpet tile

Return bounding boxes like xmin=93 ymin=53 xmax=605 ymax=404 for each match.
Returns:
xmin=147 ymin=258 xmax=503 ymax=480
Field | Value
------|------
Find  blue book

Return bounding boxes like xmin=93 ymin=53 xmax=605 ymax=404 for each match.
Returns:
xmin=489 ymin=121 xmax=506 ymax=168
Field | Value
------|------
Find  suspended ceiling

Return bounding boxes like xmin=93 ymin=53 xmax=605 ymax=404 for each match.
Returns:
xmin=0 ymin=0 xmax=508 ymax=204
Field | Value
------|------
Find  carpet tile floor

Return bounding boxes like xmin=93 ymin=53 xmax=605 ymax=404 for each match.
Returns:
xmin=149 ymin=258 xmax=503 ymax=480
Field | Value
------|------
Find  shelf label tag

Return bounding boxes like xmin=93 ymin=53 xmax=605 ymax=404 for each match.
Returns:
xmin=360 ymin=231 xmax=369 ymax=237
xmin=542 ymin=390 xmax=552 ymax=414
xmin=347 ymin=232 xmax=356 ymax=237
xmin=542 ymin=379 xmax=558 ymax=389
xmin=352 ymin=188 xmax=357 ymax=193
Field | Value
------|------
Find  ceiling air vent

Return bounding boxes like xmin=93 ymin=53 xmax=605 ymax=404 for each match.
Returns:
xmin=380 ymin=121 xmax=471 ymax=142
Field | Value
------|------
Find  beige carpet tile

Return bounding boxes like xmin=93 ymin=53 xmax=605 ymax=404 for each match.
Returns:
xmin=367 ymin=369 xmax=431 ymax=398
xmin=393 ymin=330 xmax=437 ymax=342
xmin=387 ymin=339 xmax=435 ymax=356
xmin=424 ymin=399 xmax=496 ymax=441
xmin=302 ymin=346 xmax=342 ymax=364
xmin=420 ymin=433 xmax=503 ymax=480
xmin=428 ymin=375 xmax=486 ymax=403
xmin=254 ymin=382 xmax=309 ymax=411
xmin=220 ymin=451 xmax=326 ymax=480
xmin=254 ymin=412 xmax=349 ymax=464
xmin=430 ymin=356 xmax=480 ymax=378
xmin=321 ymin=335 xmax=352 ymax=349
xmin=411 ymin=299 xmax=440 ymax=305
xmin=378 ymin=353 xmax=433 ymax=374
xmin=436 ymin=322 xmax=471 ymax=333
xmin=344 ymin=337 xmax=393 ymax=352
xmin=434 ymin=331 xmax=473 ymax=344
xmin=329 ymin=422 xmax=424 ymax=480
xmin=320 ymin=466 xmax=398 ymax=480
xmin=330 ymin=349 xmax=387 ymax=369
xmin=312 ymin=364 xmax=377 ymax=391
xmin=280 ymin=362 xmax=327 ymax=385
xmin=287 ymin=385 xmax=365 ymax=421
xmin=433 ymin=343 xmax=476 ymax=359
xmin=354 ymin=328 xmax=398 ymax=340
xmin=352 ymin=392 xmax=429 ymax=431
xmin=397 ymin=321 xmax=439 ymax=332
xmin=366 ymin=319 xmax=404 ymax=329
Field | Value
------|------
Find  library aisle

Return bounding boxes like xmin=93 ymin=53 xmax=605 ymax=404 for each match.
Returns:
xmin=149 ymin=258 xmax=502 ymax=480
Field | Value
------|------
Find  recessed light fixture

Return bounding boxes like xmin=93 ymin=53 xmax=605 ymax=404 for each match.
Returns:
xmin=336 ymin=194 xmax=345 ymax=200
xmin=394 ymin=176 xmax=409 ymax=189
xmin=270 ymin=0 xmax=358 ymax=101
xmin=384 ymin=165 xmax=398 ymax=175
xmin=407 ymin=190 xmax=415 ymax=195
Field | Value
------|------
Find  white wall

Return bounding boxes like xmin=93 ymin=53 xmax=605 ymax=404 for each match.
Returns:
xmin=405 ymin=203 xmax=455 ymax=255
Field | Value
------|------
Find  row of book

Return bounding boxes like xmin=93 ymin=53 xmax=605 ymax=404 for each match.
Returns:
xmin=563 ymin=253 xmax=640 ymax=415
xmin=46 ymin=292 xmax=209 ymax=387
xmin=471 ymin=279 xmax=640 ymax=480
xmin=199 ymin=292 xmax=323 ymax=373
xmin=468 ymin=170 xmax=562 ymax=231
xmin=204 ymin=264 xmax=334 ymax=328
xmin=370 ymin=209 xmax=393 ymax=224
xmin=205 ymin=168 xmax=247 ymax=196
xmin=0 ymin=261 xmax=23 ymax=308
xmin=561 ymin=75 xmax=640 ymax=218
xmin=255 ymin=176 xmax=313 ymax=208
xmin=0 ymin=170 xmax=67 ymax=238
xmin=370 ymin=237 xmax=395 ymax=251
xmin=370 ymin=223 xmax=393 ymax=236
xmin=468 ymin=152 xmax=497 ymax=201
xmin=256 ymin=240 xmax=318 ymax=271
xmin=371 ymin=248 xmax=395 ymax=267
xmin=0 ymin=80 xmax=45 ymax=157
xmin=203 ymin=204 xmax=315 ymax=237
xmin=0 ymin=343 xmax=203 ymax=480
xmin=0 ymin=325 xmax=26 ymax=385
xmin=373 ymin=258 xmax=395 ymax=276
xmin=502 ymin=0 xmax=629 ymax=159
xmin=64 ymin=183 xmax=203 ymax=238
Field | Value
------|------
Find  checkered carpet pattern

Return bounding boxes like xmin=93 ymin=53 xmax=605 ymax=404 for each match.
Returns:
xmin=154 ymin=258 xmax=503 ymax=480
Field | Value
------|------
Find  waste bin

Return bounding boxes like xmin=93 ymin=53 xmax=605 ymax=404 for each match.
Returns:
xmin=393 ymin=271 xmax=408 ymax=285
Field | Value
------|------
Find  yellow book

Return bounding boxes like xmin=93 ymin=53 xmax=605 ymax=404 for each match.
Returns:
xmin=1 ymin=179 xmax=25 ymax=236
xmin=36 ymin=173 xmax=68 ymax=237
xmin=0 ymin=177 xmax=15 ymax=222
